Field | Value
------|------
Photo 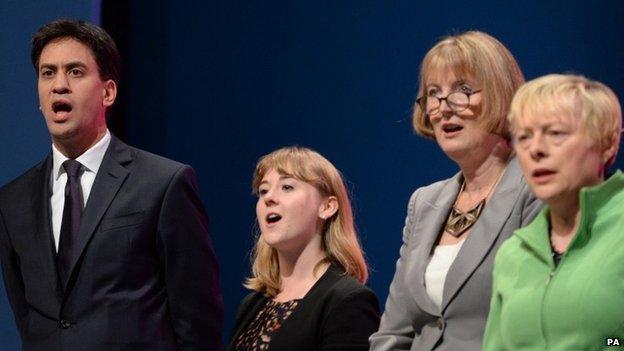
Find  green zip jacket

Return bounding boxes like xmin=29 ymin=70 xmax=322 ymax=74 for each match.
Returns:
xmin=483 ymin=170 xmax=624 ymax=350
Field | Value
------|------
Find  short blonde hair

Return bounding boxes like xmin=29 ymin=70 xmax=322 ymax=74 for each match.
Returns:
xmin=509 ymin=74 xmax=622 ymax=165
xmin=413 ymin=31 xmax=524 ymax=139
xmin=245 ymin=146 xmax=368 ymax=297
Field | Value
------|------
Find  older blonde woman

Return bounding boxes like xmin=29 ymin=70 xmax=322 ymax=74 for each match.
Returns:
xmin=369 ymin=31 xmax=542 ymax=351
xmin=228 ymin=146 xmax=379 ymax=351
xmin=483 ymin=74 xmax=623 ymax=350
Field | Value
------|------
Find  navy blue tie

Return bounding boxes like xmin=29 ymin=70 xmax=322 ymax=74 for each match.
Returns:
xmin=58 ymin=159 xmax=84 ymax=290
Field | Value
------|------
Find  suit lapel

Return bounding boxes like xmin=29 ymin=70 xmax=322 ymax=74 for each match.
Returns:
xmin=63 ymin=137 xmax=132 ymax=294
xmin=409 ymin=174 xmax=462 ymax=316
xmin=31 ymin=154 xmax=63 ymax=301
xmin=440 ymin=160 xmax=522 ymax=312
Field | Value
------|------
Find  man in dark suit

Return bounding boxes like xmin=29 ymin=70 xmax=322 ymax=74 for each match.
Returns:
xmin=0 ymin=19 xmax=223 ymax=350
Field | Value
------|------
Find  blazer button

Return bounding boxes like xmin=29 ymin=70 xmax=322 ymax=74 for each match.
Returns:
xmin=59 ymin=319 xmax=72 ymax=329
xmin=435 ymin=317 xmax=444 ymax=329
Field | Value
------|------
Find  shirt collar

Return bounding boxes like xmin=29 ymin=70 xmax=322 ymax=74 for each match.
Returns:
xmin=52 ymin=129 xmax=112 ymax=180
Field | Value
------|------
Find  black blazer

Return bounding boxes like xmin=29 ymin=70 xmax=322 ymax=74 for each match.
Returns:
xmin=228 ymin=265 xmax=380 ymax=351
xmin=0 ymin=136 xmax=223 ymax=351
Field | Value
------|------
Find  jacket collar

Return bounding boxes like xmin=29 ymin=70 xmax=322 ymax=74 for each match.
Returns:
xmin=409 ymin=157 xmax=527 ymax=315
xmin=440 ymin=157 xmax=525 ymax=312
xmin=515 ymin=170 xmax=624 ymax=264
xmin=60 ymin=135 xmax=133 ymax=299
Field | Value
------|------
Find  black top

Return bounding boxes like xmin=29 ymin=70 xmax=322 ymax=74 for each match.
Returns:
xmin=551 ymin=246 xmax=564 ymax=267
xmin=228 ymin=265 xmax=380 ymax=351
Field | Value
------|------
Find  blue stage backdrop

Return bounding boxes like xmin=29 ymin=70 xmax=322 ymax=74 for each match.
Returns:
xmin=1 ymin=1 xmax=624 ymax=347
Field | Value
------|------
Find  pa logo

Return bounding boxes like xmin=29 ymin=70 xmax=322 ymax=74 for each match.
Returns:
xmin=606 ymin=338 xmax=621 ymax=346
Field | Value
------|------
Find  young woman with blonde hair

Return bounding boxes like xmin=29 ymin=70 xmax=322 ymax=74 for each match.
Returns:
xmin=228 ymin=146 xmax=379 ymax=351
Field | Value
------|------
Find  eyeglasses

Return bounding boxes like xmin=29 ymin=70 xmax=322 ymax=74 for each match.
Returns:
xmin=416 ymin=90 xmax=482 ymax=115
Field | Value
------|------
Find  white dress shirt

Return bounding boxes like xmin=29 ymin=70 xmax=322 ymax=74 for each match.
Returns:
xmin=50 ymin=130 xmax=111 ymax=251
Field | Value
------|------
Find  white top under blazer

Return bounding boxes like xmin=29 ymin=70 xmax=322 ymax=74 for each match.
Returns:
xmin=424 ymin=239 xmax=465 ymax=308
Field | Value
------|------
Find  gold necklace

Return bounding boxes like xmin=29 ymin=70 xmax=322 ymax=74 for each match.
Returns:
xmin=444 ymin=166 xmax=506 ymax=237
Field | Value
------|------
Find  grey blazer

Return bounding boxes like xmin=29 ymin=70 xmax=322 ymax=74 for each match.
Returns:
xmin=369 ymin=157 xmax=542 ymax=351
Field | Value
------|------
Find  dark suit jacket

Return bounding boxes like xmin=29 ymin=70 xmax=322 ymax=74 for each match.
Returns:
xmin=228 ymin=265 xmax=380 ymax=351
xmin=0 ymin=136 xmax=223 ymax=351
xmin=369 ymin=158 xmax=542 ymax=351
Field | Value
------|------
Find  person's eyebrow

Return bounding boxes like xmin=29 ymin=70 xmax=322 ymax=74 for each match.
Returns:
xmin=65 ymin=61 xmax=88 ymax=70
xmin=39 ymin=63 xmax=57 ymax=72
xmin=39 ymin=61 xmax=88 ymax=72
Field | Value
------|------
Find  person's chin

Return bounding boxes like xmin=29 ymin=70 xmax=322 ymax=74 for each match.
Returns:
xmin=262 ymin=232 xmax=283 ymax=247
xmin=439 ymin=142 xmax=472 ymax=161
xmin=49 ymin=125 xmax=80 ymax=143
xmin=531 ymin=185 xmax=559 ymax=204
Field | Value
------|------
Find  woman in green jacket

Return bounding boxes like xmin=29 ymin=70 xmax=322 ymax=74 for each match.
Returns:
xmin=482 ymin=74 xmax=624 ymax=350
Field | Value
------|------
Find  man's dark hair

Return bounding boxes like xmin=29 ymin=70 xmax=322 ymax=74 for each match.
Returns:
xmin=31 ymin=19 xmax=121 ymax=84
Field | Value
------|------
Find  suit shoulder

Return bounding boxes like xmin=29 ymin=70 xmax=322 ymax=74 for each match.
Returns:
xmin=120 ymin=146 xmax=198 ymax=186
xmin=239 ymin=291 xmax=265 ymax=308
xmin=407 ymin=174 xmax=458 ymax=205
xmin=233 ymin=291 xmax=266 ymax=324
xmin=497 ymin=233 xmax=522 ymax=256
xmin=493 ymin=228 xmax=528 ymax=273
xmin=107 ymin=138 xmax=197 ymax=188
xmin=0 ymin=157 xmax=48 ymax=199
xmin=314 ymin=269 xmax=380 ymax=328
xmin=416 ymin=175 xmax=457 ymax=194
xmin=321 ymin=268 xmax=377 ymax=302
xmin=127 ymin=146 xmax=187 ymax=171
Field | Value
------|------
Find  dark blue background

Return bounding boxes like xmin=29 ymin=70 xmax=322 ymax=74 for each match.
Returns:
xmin=2 ymin=1 xmax=623 ymax=348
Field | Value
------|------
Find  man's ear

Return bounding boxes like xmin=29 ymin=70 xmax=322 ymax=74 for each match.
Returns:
xmin=102 ymin=79 xmax=117 ymax=107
